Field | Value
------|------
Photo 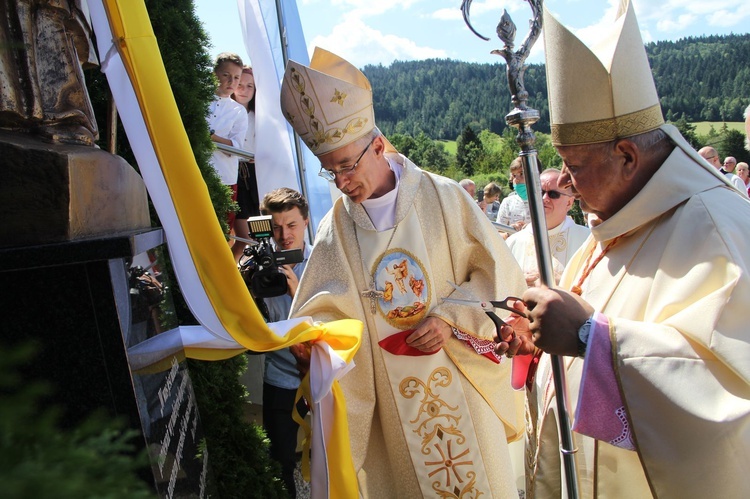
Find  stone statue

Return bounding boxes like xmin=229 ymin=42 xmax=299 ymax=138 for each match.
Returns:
xmin=0 ymin=0 xmax=150 ymax=248
xmin=0 ymin=0 xmax=99 ymax=145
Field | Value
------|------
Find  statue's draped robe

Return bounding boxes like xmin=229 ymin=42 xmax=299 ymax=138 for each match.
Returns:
xmin=292 ymin=155 xmax=527 ymax=498
xmin=529 ymin=138 xmax=750 ymax=498
xmin=0 ymin=1 xmax=98 ymax=141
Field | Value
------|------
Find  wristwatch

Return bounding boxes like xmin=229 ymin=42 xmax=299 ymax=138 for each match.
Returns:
xmin=577 ymin=317 xmax=593 ymax=357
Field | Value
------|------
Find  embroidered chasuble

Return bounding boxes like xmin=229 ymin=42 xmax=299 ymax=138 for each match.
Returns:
xmin=527 ymin=133 xmax=750 ymax=498
xmin=291 ymin=155 xmax=527 ymax=498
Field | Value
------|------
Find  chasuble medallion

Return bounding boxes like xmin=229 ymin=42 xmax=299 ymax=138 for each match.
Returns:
xmin=373 ymin=248 xmax=431 ymax=329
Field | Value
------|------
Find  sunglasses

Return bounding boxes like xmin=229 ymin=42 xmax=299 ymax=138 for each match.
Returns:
xmin=541 ymin=189 xmax=572 ymax=200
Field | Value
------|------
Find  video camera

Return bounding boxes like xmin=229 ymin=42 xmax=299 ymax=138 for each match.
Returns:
xmin=239 ymin=215 xmax=304 ymax=299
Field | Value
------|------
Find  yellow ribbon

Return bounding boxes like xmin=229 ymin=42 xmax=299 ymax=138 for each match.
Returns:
xmin=293 ymin=320 xmax=360 ymax=497
xmin=99 ymin=1 xmax=362 ymax=496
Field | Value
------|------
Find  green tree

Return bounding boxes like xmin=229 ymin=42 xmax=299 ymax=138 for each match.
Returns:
xmin=456 ymin=124 xmax=483 ymax=176
xmin=421 ymin=142 xmax=452 ymax=173
xmin=389 ymin=133 xmax=417 ymax=159
xmin=188 ymin=355 xmax=287 ymax=498
xmin=673 ymin=113 xmax=700 ymax=149
xmin=413 ymin=131 xmax=451 ymax=172
xmin=0 ymin=343 xmax=155 ymax=499
xmin=718 ymin=129 xmax=750 ymax=164
xmin=536 ymin=133 xmax=562 ymax=169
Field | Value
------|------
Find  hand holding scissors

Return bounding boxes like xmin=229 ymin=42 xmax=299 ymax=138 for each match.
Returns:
xmin=441 ymin=281 xmax=532 ymax=357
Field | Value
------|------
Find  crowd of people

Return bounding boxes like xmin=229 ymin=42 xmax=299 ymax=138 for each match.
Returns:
xmin=204 ymin=0 xmax=750 ymax=496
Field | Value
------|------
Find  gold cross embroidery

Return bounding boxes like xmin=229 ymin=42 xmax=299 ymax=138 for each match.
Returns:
xmin=331 ymin=89 xmax=347 ymax=106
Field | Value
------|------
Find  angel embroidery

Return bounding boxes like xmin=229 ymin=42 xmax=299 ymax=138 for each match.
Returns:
xmin=409 ymin=275 xmax=424 ymax=298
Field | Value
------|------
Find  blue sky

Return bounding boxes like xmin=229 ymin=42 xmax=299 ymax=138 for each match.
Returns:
xmin=194 ymin=0 xmax=750 ymax=68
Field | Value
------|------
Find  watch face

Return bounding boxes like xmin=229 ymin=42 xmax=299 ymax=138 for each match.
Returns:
xmin=577 ymin=318 xmax=593 ymax=357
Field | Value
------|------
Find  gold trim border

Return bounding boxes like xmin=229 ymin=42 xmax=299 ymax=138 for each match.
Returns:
xmin=551 ymin=104 xmax=664 ymax=146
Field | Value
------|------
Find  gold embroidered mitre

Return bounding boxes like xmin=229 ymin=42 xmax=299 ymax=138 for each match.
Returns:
xmin=544 ymin=0 xmax=664 ymax=146
xmin=280 ymin=47 xmax=375 ymax=156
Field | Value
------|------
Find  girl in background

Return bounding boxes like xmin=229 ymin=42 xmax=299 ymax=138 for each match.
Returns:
xmin=232 ymin=66 xmax=260 ymax=262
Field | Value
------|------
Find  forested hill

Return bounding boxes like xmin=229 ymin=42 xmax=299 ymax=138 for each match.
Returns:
xmin=362 ymin=33 xmax=750 ymax=140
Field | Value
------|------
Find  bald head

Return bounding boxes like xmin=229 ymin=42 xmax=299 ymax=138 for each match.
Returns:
xmin=698 ymin=146 xmax=721 ymax=170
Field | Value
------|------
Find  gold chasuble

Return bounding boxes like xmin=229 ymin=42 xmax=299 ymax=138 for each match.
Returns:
xmin=292 ymin=155 xmax=527 ymax=498
xmin=528 ymin=133 xmax=750 ymax=498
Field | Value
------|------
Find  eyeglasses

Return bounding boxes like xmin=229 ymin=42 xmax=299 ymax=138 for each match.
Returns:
xmin=541 ymin=189 xmax=572 ymax=200
xmin=318 ymin=139 xmax=374 ymax=182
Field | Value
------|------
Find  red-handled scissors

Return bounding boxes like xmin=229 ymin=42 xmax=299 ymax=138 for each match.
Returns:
xmin=441 ymin=281 xmax=526 ymax=340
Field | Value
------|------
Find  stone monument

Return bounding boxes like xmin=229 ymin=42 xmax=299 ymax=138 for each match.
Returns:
xmin=0 ymin=0 xmax=150 ymax=247
xmin=0 ymin=2 xmax=215 ymax=496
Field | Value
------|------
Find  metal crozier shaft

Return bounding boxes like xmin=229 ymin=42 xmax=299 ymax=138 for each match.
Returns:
xmin=461 ymin=1 xmax=580 ymax=496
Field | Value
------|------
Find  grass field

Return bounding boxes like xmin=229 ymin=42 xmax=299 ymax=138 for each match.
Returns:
xmin=437 ymin=139 xmax=457 ymax=155
xmin=692 ymin=121 xmax=744 ymax=135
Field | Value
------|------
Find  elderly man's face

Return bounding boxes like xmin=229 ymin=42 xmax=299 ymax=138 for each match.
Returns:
xmin=723 ymin=157 xmax=737 ymax=173
xmin=556 ymin=142 xmax=627 ymax=221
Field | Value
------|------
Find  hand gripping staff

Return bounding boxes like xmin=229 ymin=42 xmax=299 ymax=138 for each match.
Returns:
xmin=460 ymin=1 xmax=580 ymax=496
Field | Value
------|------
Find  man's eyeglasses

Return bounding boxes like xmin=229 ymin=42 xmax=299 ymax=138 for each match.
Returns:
xmin=541 ymin=189 xmax=572 ymax=200
xmin=318 ymin=139 xmax=374 ymax=182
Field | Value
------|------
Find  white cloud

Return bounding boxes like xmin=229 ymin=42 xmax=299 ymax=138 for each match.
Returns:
xmin=636 ymin=0 xmax=750 ymax=32
xmin=548 ymin=1 xmax=621 ymax=48
xmin=432 ymin=8 xmax=461 ymax=21
xmin=656 ymin=14 xmax=697 ymax=34
xmin=308 ymin=18 xmax=447 ymax=67
xmin=432 ymin=0 xmax=529 ymax=23
xmin=333 ymin=0 xmax=425 ymax=18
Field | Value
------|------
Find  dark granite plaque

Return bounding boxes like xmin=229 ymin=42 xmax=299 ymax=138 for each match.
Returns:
xmin=0 ymin=229 xmax=216 ymax=498
xmin=114 ymin=241 xmax=217 ymax=498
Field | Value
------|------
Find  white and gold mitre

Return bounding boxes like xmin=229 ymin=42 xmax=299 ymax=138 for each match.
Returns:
xmin=280 ymin=47 xmax=374 ymax=156
xmin=544 ymin=0 xmax=664 ymax=146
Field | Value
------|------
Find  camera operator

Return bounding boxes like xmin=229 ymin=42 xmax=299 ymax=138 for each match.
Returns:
xmin=258 ymin=187 xmax=310 ymax=498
